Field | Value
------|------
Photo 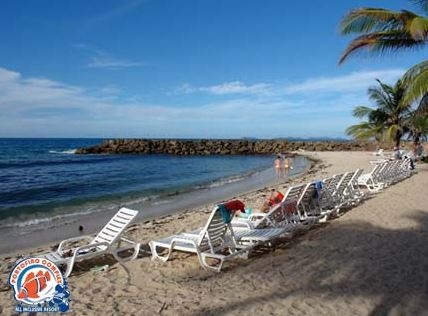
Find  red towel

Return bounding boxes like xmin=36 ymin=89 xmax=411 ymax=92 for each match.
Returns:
xmin=224 ymin=200 xmax=245 ymax=212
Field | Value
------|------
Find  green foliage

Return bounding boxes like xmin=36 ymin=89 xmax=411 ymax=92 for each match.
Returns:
xmin=346 ymin=79 xmax=412 ymax=147
xmin=403 ymin=60 xmax=428 ymax=103
xmin=340 ymin=1 xmax=428 ymax=143
xmin=339 ymin=4 xmax=428 ymax=64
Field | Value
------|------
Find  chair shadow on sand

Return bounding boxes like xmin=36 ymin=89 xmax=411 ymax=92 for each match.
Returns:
xmin=189 ymin=210 xmax=428 ymax=316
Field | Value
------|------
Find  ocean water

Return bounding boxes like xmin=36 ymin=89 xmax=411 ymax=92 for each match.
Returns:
xmin=0 ymin=138 xmax=309 ymax=237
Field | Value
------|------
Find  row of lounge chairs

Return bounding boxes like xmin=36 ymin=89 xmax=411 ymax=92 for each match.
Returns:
xmin=38 ymin=158 xmax=414 ymax=276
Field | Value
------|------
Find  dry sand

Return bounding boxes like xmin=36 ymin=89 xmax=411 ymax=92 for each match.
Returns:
xmin=1 ymin=151 xmax=427 ymax=316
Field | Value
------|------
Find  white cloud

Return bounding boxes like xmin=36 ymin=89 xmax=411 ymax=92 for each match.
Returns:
xmin=0 ymin=66 xmax=400 ymax=138
xmin=283 ymin=69 xmax=405 ymax=94
xmin=200 ymin=81 xmax=271 ymax=95
xmin=75 ymin=44 xmax=144 ymax=69
xmin=0 ymin=68 xmax=21 ymax=82
xmin=87 ymin=56 xmax=144 ymax=69
xmin=178 ymin=81 xmax=271 ymax=95
xmin=0 ymin=67 xmax=86 ymax=110
xmin=177 ymin=69 xmax=405 ymax=98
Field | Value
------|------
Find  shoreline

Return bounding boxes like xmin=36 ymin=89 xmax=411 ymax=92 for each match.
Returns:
xmin=0 ymin=156 xmax=311 ymax=255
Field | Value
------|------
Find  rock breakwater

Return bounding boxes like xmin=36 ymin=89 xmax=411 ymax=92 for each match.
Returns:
xmin=75 ymin=139 xmax=374 ymax=155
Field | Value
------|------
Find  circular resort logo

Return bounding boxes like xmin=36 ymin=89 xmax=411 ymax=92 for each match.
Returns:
xmin=8 ymin=257 xmax=70 ymax=313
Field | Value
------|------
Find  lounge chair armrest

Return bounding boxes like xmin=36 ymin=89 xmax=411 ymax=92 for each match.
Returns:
xmin=247 ymin=213 xmax=266 ymax=221
xmin=232 ymin=222 xmax=255 ymax=230
xmin=119 ymin=236 xmax=138 ymax=245
xmin=73 ymin=241 xmax=110 ymax=256
xmin=171 ymin=236 xmax=198 ymax=248
xmin=57 ymin=235 xmax=94 ymax=254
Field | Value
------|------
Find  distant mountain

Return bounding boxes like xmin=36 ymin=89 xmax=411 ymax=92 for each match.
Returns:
xmin=284 ymin=137 xmax=351 ymax=142
xmin=240 ymin=137 xmax=352 ymax=142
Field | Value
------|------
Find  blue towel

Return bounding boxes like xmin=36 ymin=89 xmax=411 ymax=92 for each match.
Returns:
xmin=314 ymin=180 xmax=324 ymax=199
xmin=218 ymin=204 xmax=232 ymax=223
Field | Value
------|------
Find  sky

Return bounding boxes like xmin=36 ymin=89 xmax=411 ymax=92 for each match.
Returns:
xmin=0 ymin=0 xmax=426 ymax=139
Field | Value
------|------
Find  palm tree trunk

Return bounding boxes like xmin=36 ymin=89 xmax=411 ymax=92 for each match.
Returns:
xmin=395 ymin=130 xmax=402 ymax=148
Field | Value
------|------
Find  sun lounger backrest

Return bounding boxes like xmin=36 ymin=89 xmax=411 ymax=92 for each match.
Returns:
xmin=259 ymin=185 xmax=303 ymax=223
xmin=348 ymin=168 xmax=363 ymax=192
xmin=350 ymin=169 xmax=363 ymax=187
xmin=320 ymin=173 xmax=345 ymax=206
xmin=336 ymin=172 xmax=353 ymax=194
xmin=91 ymin=207 xmax=139 ymax=250
xmin=299 ymin=182 xmax=325 ymax=217
xmin=282 ymin=184 xmax=305 ymax=217
xmin=287 ymin=184 xmax=306 ymax=203
xmin=253 ymin=185 xmax=303 ymax=228
xmin=317 ymin=176 xmax=334 ymax=207
xmin=198 ymin=207 xmax=229 ymax=253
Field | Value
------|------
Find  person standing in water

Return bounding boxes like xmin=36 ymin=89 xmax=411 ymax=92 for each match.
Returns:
xmin=274 ymin=155 xmax=282 ymax=179
xmin=283 ymin=156 xmax=293 ymax=178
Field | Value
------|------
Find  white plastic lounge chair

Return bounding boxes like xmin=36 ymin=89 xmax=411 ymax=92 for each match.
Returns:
xmin=39 ymin=207 xmax=140 ymax=277
xmin=316 ymin=173 xmax=346 ymax=217
xmin=332 ymin=172 xmax=358 ymax=210
xmin=358 ymin=163 xmax=386 ymax=192
xmin=346 ymin=169 xmax=367 ymax=203
xmin=295 ymin=182 xmax=328 ymax=224
xmin=372 ymin=148 xmax=384 ymax=156
xmin=150 ymin=204 xmax=287 ymax=272
xmin=232 ymin=185 xmax=304 ymax=232
xmin=243 ymin=184 xmax=311 ymax=231
xmin=149 ymin=205 xmax=254 ymax=272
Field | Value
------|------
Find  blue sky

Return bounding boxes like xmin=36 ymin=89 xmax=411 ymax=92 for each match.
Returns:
xmin=0 ymin=0 xmax=426 ymax=138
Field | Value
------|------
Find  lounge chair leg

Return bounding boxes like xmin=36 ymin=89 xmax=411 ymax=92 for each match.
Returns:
xmin=318 ymin=215 xmax=328 ymax=223
xmin=63 ymin=260 xmax=74 ymax=278
xmin=149 ymin=241 xmax=173 ymax=262
xmin=200 ymin=254 xmax=223 ymax=272
xmin=112 ymin=243 xmax=141 ymax=262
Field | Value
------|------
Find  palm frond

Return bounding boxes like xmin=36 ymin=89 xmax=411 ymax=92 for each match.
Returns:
xmin=352 ymin=106 xmax=374 ymax=118
xmin=339 ymin=31 xmax=423 ymax=64
xmin=340 ymin=8 xmax=404 ymax=35
xmin=416 ymin=93 xmax=428 ymax=115
xmin=403 ymin=60 xmax=428 ymax=103
xmin=408 ymin=16 xmax=428 ymax=40
xmin=345 ymin=122 xmax=382 ymax=140
xmin=368 ymin=79 xmax=394 ymax=107
xmin=384 ymin=125 xmax=402 ymax=144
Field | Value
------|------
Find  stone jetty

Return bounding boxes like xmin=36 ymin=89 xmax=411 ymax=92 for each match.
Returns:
xmin=75 ymin=139 xmax=374 ymax=155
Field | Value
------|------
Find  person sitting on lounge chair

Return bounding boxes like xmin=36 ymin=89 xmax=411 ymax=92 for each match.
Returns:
xmin=260 ymin=189 xmax=284 ymax=212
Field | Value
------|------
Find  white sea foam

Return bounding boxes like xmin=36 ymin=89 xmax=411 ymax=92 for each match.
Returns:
xmin=48 ymin=149 xmax=76 ymax=154
xmin=151 ymin=199 xmax=174 ymax=206
xmin=205 ymin=173 xmax=254 ymax=189
xmin=0 ymin=207 xmax=106 ymax=230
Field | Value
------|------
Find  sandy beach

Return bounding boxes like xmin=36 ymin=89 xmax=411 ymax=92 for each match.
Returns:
xmin=1 ymin=151 xmax=427 ymax=316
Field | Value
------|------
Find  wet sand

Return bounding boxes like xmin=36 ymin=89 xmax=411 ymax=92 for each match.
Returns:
xmin=0 ymin=157 xmax=309 ymax=254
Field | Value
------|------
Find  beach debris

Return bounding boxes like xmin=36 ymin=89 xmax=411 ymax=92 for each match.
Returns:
xmin=90 ymin=264 xmax=109 ymax=272
xmin=0 ymin=279 xmax=10 ymax=292
xmin=158 ymin=302 xmax=167 ymax=314
xmin=126 ymin=224 xmax=139 ymax=232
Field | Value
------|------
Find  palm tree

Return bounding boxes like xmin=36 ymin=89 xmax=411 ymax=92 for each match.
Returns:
xmin=407 ymin=112 xmax=428 ymax=143
xmin=403 ymin=92 xmax=428 ymax=143
xmin=345 ymin=107 xmax=387 ymax=142
xmin=339 ymin=0 xmax=428 ymax=103
xmin=346 ymin=79 xmax=412 ymax=148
